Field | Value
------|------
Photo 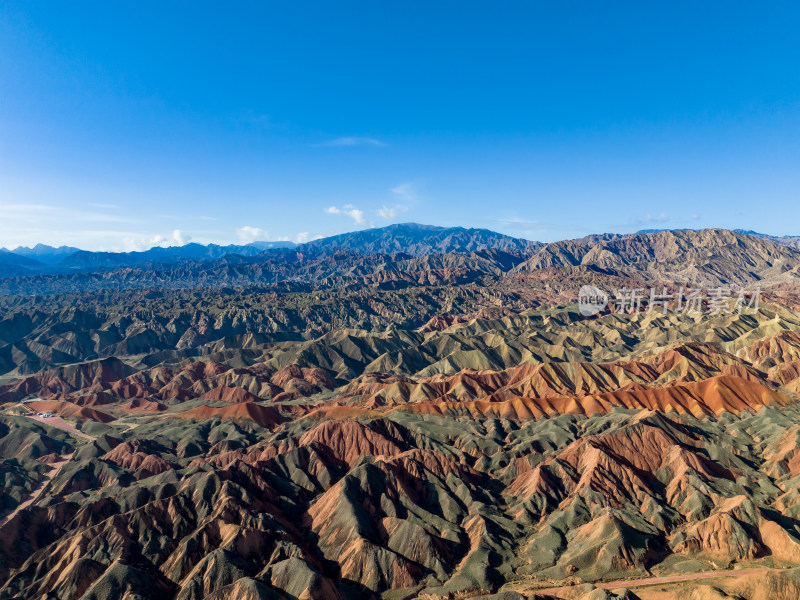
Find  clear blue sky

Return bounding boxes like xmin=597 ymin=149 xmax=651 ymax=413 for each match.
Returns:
xmin=1 ymin=1 xmax=799 ymax=250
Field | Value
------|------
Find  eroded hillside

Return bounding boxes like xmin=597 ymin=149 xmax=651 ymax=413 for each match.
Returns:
xmin=4 ymin=228 xmax=800 ymax=599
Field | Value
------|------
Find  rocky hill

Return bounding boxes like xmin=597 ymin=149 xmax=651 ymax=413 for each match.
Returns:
xmin=4 ymin=227 xmax=800 ymax=599
xmin=300 ymin=222 xmax=541 ymax=256
xmin=513 ymin=228 xmax=800 ymax=286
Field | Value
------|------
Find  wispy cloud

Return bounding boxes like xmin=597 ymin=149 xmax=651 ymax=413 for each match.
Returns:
xmin=391 ymin=182 xmax=417 ymax=202
xmin=295 ymin=231 xmax=325 ymax=244
xmin=325 ymin=204 xmax=370 ymax=226
xmin=376 ymin=182 xmax=417 ymax=220
xmin=122 ymin=229 xmax=191 ymax=252
xmin=83 ymin=213 xmax=139 ymax=223
xmin=236 ymin=225 xmax=268 ymax=243
xmin=313 ymin=137 xmax=386 ymax=148
xmin=377 ymin=205 xmax=402 ymax=219
xmin=0 ymin=202 xmax=139 ymax=225
xmin=491 ymin=216 xmax=588 ymax=230
xmin=0 ymin=202 xmax=54 ymax=214
xmin=634 ymin=212 xmax=669 ymax=225
xmin=234 ymin=110 xmax=276 ymax=128
xmin=483 ymin=216 xmax=587 ymax=242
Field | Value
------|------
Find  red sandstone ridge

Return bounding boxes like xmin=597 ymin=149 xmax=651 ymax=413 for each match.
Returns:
xmin=99 ymin=360 xmax=335 ymax=405
xmin=122 ymin=398 xmax=167 ymax=413
xmin=598 ymin=374 xmax=788 ymax=416
xmin=400 ymin=375 xmax=788 ymax=420
xmin=199 ymin=386 xmax=262 ymax=403
xmin=419 ymin=314 xmax=466 ymax=333
xmin=335 ymin=343 xmax=766 ymax=409
xmin=101 ymin=442 xmax=173 ymax=478
xmin=269 ymin=364 xmax=335 ymax=400
xmin=298 ymin=419 xmax=405 ymax=467
xmin=171 ymin=402 xmax=282 ymax=428
xmin=27 ymin=400 xmax=115 ymax=423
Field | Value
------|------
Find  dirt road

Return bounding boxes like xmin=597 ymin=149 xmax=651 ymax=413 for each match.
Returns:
xmin=0 ymin=410 xmax=97 ymax=529
xmin=535 ymin=567 xmax=773 ymax=595
xmin=25 ymin=414 xmax=95 ymax=441
xmin=0 ymin=451 xmax=75 ymax=529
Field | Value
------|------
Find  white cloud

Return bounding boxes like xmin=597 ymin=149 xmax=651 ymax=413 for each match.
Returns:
xmin=84 ymin=213 xmax=137 ymax=223
xmin=172 ymin=229 xmax=190 ymax=245
xmin=236 ymin=225 xmax=268 ymax=243
xmin=0 ymin=202 xmax=54 ymax=215
xmin=122 ymin=229 xmax=191 ymax=252
xmin=314 ymin=137 xmax=386 ymax=147
xmin=490 ymin=216 xmax=567 ymax=231
xmin=391 ymin=182 xmax=417 ymax=202
xmin=325 ymin=204 xmax=369 ymax=225
xmin=375 ymin=182 xmax=416 ymax=220
xmin=295 ymin=231 xmax=325 ymax=244
xmin=377 ymin=204 xmax=409 ymax=220
xmin=635 ymin=212 xmax=669 ymax=224
xmin=377 ymin=205 xmax=398 ymax=219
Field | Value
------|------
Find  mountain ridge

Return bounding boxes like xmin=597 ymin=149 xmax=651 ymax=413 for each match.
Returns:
xmin=5 ymin=244 xmax=81 ymax=265
xmin=5 ymin=225 xmax=800 ymax=294
xmin=4 ymin=226 xmax=800 ymax=598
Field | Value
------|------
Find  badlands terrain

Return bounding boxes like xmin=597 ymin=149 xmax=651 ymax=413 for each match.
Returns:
xmin=5 ymin=225 xmax=800 ymax=599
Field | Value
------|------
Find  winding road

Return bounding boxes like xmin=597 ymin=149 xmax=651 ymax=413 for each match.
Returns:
xmin=534 ymin=567 xmax=774 ymax=596
xmin=25 ymin=413 xmax=95 ymax=441
xmin=0 ymin=451 xmax=75 ymax=529
xmin=0 ymin=408 xmax=96 ymax=529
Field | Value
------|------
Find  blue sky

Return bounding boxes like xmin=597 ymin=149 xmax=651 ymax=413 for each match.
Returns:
xmin=1 ymin=2 xmax=799 ymax=250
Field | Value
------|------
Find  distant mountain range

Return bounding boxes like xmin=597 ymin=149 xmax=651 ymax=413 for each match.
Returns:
xmin=0 ymin=224 xmax=535 ymax=278
xmin=3 ymin=223 xmax=800 ymax=294
xmin=2 ymin=244 xmax=81 ymax=265
xmin=58 ymin=241 xmax=297 ymax=270
xmin=0 ymin=241 xmax=297 ymax=273
xmin=637 ymin=228 xmax=800 ymax=250
xmin=7 ymin=222 xmax=800 ymax=599
xmin=512 ymin=228 xmax=800 ymax=286
xmin=301 ymin=222 xmax=540 ymax=256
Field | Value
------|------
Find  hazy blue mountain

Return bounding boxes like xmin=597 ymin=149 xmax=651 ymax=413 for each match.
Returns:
xmin=300 ymin=222 xmax=540 ymax=257
xmin=732 ymin=229 xmax=800 ymax=250
xmin=635 ymin=228 xmax=697 ymax=234
xmin=0 ymin=251 xmax=43 ymax=279
xmin=57 ymin=241 xmax=296 ymax=270
xmin=9 ymin=244 xmax=81 ymax=265
xmin=0 ymin=249 xmax=43 ymax=268
xmin=635 ymin=228 xmax=800 ymax=251
xmin=247 ymin=240 xmax=296 ymax=251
